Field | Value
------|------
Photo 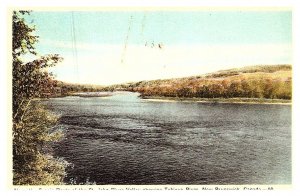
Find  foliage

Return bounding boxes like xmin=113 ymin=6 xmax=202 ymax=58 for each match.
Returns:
xmin=13 ymin=11 xmax=63 ymax=121
xmin=14 ymin=152 xmax=67 ymax=185
xmin=13 ymin=102 xmax=67 ymax=185
xmin=51 ymin=81 xmax=104 ymax=97
xmin=12 ymin=11 xmax=65 ymax=185
xmin=104 ymin=65 xmax=292 ymax=100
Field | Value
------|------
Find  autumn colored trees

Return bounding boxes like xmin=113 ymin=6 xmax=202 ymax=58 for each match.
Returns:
xmin=116 ymin=65 xmax=292 ymax=100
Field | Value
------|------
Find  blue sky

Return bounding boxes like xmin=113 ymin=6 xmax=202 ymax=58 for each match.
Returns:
xmin=24 ymin=10 xmax=292 ymax=85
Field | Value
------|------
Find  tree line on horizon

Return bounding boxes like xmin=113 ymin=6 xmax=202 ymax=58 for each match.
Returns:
xmin=43 ymin=81 xmax=103 ymax=97
xmin=42 ymin=64 xmax=292 ymax=100
xmin=136 ymin=78 xmax=291 ymax=99
xmin=103 ymin=65 xmax=292 ymax=100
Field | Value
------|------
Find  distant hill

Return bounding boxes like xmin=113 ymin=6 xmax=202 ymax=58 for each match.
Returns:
xmin=103 ymin=64 xmax=292 ymax=100
xmin=44 ymin=81 xmax=104 ymax=97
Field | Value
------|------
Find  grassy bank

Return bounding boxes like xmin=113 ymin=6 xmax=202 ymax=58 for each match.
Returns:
xmin=13 ymin=101 xmax=67 ymax=185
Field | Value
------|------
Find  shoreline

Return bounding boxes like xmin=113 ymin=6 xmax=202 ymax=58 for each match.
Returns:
xmin=141 ymin=96 xmax=292 ymax=105
xmin=47 ymin=92 xmax=113 ymax=98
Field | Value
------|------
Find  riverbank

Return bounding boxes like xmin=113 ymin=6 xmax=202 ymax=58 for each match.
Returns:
xmin=47 ymin=92 xmax=113 ymax=98
xmin=71 ymin=92 xmax=113 ymax=97
xmin=141 ymin=96 xmax=292 ymax=105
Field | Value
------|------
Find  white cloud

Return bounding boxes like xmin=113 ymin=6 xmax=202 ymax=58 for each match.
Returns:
xmin=48 ymin=42 xmax=292 ymax=85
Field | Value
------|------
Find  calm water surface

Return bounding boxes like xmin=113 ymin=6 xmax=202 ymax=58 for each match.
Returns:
xmin=45 ymin=92 xmax=291 ymax=185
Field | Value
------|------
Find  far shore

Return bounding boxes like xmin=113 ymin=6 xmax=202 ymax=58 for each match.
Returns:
xmin=65 ymin=92 xmax=113 ymax=98
xmin=141 ymin=96 xmax=292 ymax=105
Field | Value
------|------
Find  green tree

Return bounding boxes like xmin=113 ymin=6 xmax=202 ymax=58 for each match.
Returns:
xmin=13 ymin=11 xmax=62 ymax=121
xmin=12 ymin=11 xmax=66 ymax=185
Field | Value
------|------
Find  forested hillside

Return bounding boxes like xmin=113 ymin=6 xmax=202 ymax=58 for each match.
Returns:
xmin=45 ymin=81 xmax=103 ymax=97
xmin=103 ymin=65 xmax=292 ymax=100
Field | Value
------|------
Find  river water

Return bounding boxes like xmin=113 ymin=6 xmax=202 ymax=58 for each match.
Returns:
xmin=45 ymin=91 xmax=291 ymax=185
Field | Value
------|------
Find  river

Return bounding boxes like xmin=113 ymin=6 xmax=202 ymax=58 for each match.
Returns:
xmin=45 ymin=91 xmax=291 ymax=185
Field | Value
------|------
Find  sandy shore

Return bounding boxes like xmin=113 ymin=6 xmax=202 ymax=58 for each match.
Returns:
xmin=141 ymin=96 xmax=292 ymax=105
xmin=71 ymin=92 xmax=113 ymax=97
